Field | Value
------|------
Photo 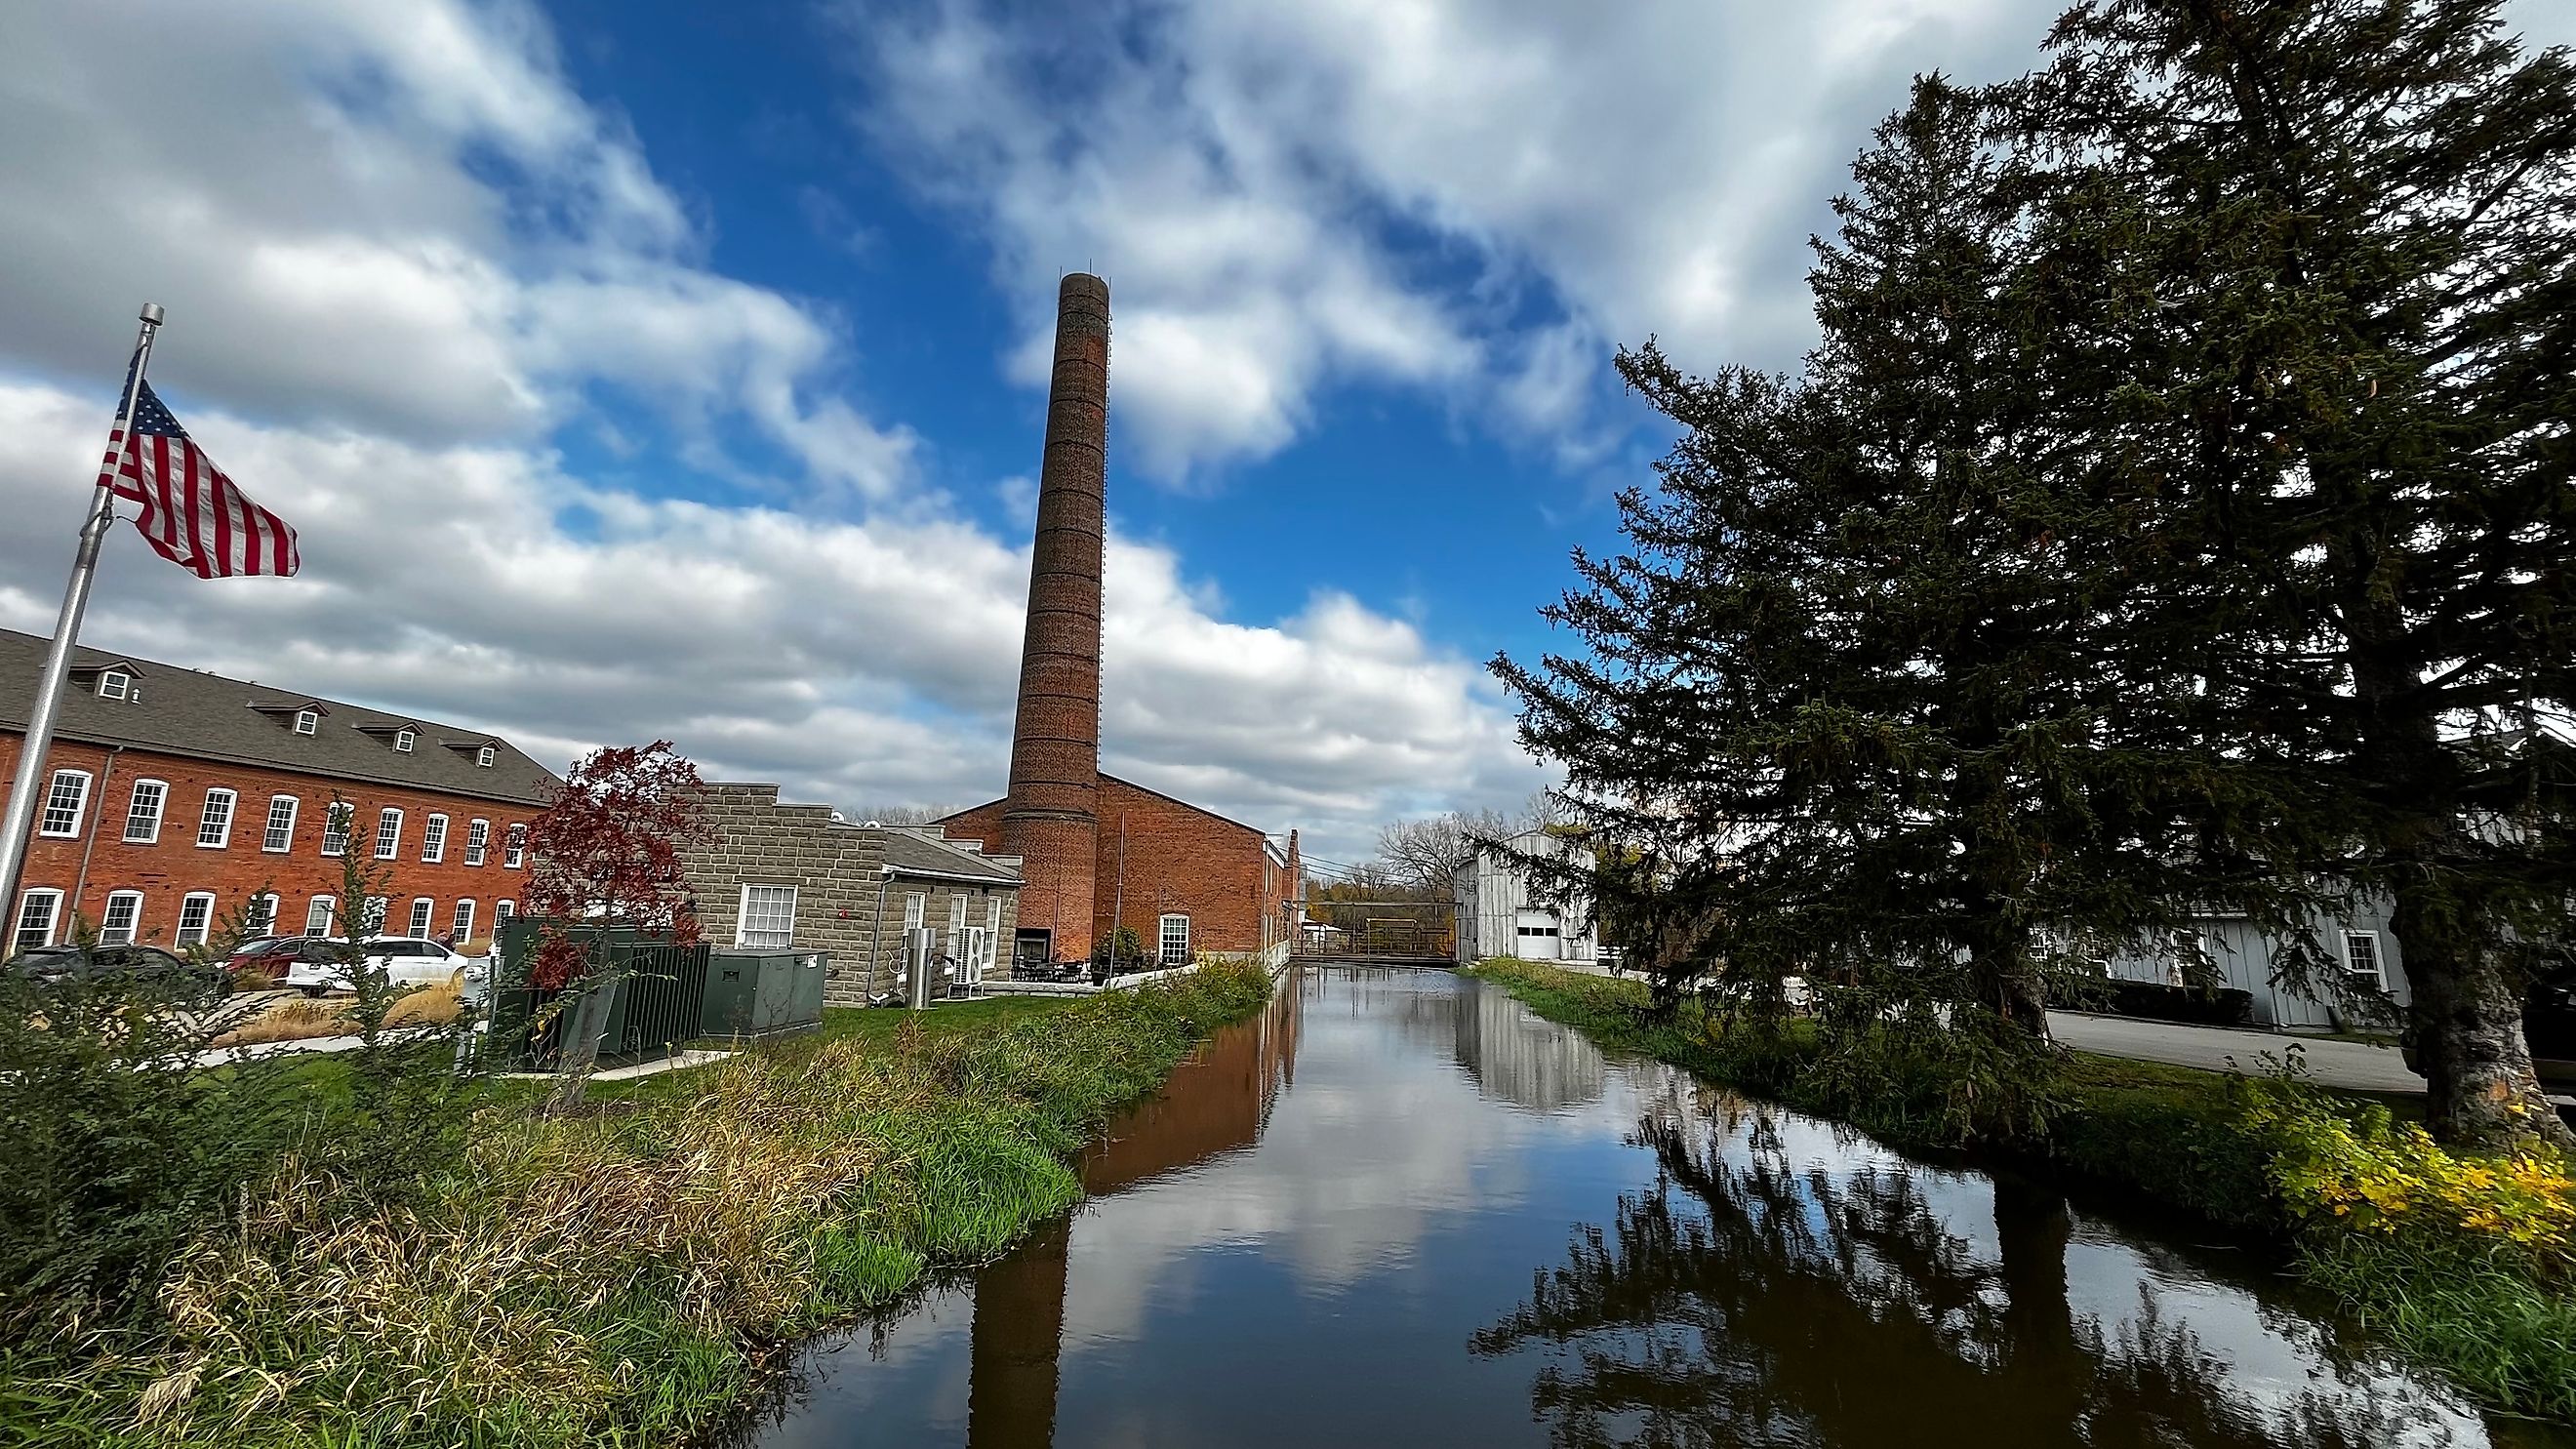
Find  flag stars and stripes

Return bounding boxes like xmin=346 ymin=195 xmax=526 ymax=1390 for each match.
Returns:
xmin=98 ymin=380 xmax=300 ymax=580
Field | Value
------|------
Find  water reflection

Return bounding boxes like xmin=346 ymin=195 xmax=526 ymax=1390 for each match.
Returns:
xmin=1454 ymin=975 xmax=1607 ymax=1112
xmin=1477 ymin=1101 xmax=2477 ymax=1448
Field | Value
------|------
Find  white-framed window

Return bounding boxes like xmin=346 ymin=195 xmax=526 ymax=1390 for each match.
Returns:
xmin=374 ymin=808 xmax=403 ymax=860
xmin=947 ymin=893 xmax=968 ymax=938
xmin=451 ymin=899 xmax=475 ymax=944
xmin=493 ymin=899 xmax=515 ymax=929
xmin=123 ymin=779 xmax=167 ymax=843
xmin=360 ymin=896 xmax=388 ymax=936
xmin=38 ymin=770 xmax=90 ymax=837
xmin=464 ymin=819 xmax=490 ymax=866
xmin=13 ymin=890 xmax=63 ymax=953
xmin=421 ymin=814 xmax=448 ymax=864
xmin=196 ymin=788 xmax=236 ymax=849
xmin=97 ymin=669 xmax=130 ymax=700
xmin=174 ymin=892 xmax=215 ymax=946
xmin=503 ymin=824 xmax=526 ymax=869
xmin=305 ymin=895 xmax=337 ymax=937
xmin=986 ymin=897 xmax=1001 ymax=937
xmin=904 ymin=891 xmax=926 ymax=934
xmin=262 ymin=794 xmax=299 ymax=853
xmin=100 ymin=890 xmax=143 ymax=946
xmin=1158 ymin=913 xmax=1190 ymax=965
xmin=320 ymin=801 xmax=352 ymax=857
xmin=246 ymin=894 xmax=279 ymax=938
xmin=406 ymin=898 xmax=434 ymax=938
xmin=737 ymin=884 xmax=797 ymax=948
xmin=477 ymin=745 xmax=496 ymax=768
xmin=2343 ymin=931 xmax=2385 ymax=990
xmin=394 ymin=728 xmax=417 ymax=753
xmin=293 ymin=708 xmax=317 ymax=736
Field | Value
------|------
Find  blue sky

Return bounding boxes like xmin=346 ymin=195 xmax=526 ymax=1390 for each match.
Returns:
xmin=3 ymin=0 xmax=2567 ymax=861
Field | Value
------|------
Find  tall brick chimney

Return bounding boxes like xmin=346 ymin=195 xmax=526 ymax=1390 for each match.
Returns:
xmin=1001 ymin=273 xmax=1109 ymax=960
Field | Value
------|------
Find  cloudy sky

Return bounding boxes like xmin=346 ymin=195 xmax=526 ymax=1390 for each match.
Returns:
xmin=4 ymin=2 xmax=2568 ymax=861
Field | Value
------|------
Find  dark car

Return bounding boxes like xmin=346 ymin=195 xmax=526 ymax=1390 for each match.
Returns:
xmin=4 ymin=943 xmax=221 ymax=992
xmin=2401 ymin=972 xmax=2576 ymax=1094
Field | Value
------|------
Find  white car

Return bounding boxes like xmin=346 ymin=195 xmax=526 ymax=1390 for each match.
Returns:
xmin=283 ymin=936 xmax=472 ymax=997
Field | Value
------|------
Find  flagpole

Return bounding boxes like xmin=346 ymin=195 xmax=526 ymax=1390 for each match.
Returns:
xmin=0 ymin=302 xmax=164 ymax=935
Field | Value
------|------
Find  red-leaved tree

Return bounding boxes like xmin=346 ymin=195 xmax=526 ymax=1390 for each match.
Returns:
xmin=518 ymin=741 xmax=714 ymax=990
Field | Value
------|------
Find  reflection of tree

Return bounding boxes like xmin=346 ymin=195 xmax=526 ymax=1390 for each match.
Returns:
xmin=1473 ymin=1113 xmax=2464 ymax=1449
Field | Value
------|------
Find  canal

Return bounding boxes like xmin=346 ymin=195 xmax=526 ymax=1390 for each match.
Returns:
xmin=741 ymin=966 xmax=2559 ymax=1448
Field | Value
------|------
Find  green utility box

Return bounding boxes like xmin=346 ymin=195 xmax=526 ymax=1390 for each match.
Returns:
xmin=700 ymin=949 xmax=828 ymax=1040
xmin=489 ymin=918 xmax=713 ymax=1069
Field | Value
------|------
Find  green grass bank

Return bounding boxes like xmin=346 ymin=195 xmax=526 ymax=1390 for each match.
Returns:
xmin=1468 ymin=958 xmax=2576 ymax=1425
xmin=2 ymin=962 xmax=1272 ymax=1448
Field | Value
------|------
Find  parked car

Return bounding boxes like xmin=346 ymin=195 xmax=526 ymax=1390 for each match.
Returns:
xmin=282 ymin=936 xmax=473 ymax=998
xmin=3 ymin=943 xmax=219 ymax=992
xmin=2401 ymin=970 xmax=2576 ymax=1093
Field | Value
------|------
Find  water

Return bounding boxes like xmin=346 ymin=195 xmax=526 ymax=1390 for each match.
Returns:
xmin=739 ymin=967 xmax=2561 ymax=1448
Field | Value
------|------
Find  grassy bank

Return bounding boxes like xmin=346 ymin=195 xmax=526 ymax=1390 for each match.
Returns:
xmin=3 ymin=963 xmax=1271 ymax=1447
xmin=1469 ymin=958 xmax=2576 ymax=1423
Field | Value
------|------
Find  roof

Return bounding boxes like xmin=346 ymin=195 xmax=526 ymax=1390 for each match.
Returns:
xmin=932 ymin=772 xmax=1276 ymax=841
xmin=0 ymin=628 xmax=559 ymax=806
xmin=878 ymin=826 xmax=1023 ymax=885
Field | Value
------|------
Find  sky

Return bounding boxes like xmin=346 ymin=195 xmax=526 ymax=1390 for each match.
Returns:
xmin=3 ymin=1 xmax=2569 ymax=863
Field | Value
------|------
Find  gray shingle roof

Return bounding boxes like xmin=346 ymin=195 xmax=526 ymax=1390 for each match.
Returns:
xmin=879 ymin=826 xmax=1021 ymax=884
xmin=0 ymin=628 xmax=558 ymax=806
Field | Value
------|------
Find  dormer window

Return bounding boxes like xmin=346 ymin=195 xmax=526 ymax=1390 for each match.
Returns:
xmin=294 ymin=708 xmax=317 ymax=736
xmin=395 ymin=728 xmax=417 ymax=752
xmin=97 ymin=670 xmax=129 ymax=701
xmin=477 ymin=745 xmax=496 ymax=768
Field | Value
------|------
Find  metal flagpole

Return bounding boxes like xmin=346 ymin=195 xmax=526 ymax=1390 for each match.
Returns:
xmin=0 ymin=302 xmax=164 ymax=935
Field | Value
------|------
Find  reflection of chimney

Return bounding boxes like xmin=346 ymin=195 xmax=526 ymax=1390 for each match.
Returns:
xmin=967 ymin=1216 xmax=1070 ymax=1449
xmin=1002 ymin=274 xmax=1109 ymax=960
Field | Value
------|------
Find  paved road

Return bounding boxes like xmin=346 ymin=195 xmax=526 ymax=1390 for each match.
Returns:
xmin=2048 ymin=1010 xmax=2425 ymax=1094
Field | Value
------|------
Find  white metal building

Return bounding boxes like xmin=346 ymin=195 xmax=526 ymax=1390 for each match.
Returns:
xmin=2096 ymin=897 xmax=2410 ymax=1030
xmin=1454 ymin=828 xmax=1600 ymax=964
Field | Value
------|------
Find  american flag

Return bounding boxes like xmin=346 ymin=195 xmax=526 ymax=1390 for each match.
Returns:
xmin=99 ymin=379 xmax=300 ymax=579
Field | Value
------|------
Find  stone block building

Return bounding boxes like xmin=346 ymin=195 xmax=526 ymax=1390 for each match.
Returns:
xmin=685 ymin=783 xmax=1023 ymax=1007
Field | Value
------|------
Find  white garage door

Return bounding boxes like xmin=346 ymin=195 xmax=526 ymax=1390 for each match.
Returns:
xmin=1513 ymin=911 xmax=1562 ymax=961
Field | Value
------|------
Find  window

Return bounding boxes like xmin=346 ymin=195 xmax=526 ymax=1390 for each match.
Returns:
xmin=320 ymin=801 xmax=353 ymax=857
xmin=422 ymin=814 xmax=448 ymax=864
xmin=738 ymin=885 xmax=797 ymax=948
xmin=374 ymin=808 xmax=403 ymax=860
xmin=407 ymin=898 xmax=434 ymax=938
xmin=100 ymin=891 xmax=143 ymax=946
xmin=293 ymin=708 xmax=317 ymax=736
xmin=947 ymin=893 xmax=968 ymax=938
xmin=196 ymin=788 xmax=236 ymax=849
xmin=986 ymin=897 xmax=1001 ymax=937
xmin=1158 ymin=913 xmax=1190 ymax=965
xmin=2344 ymin=931 xmax=2385 ymax=990
xmin=477 ymin=745 xmax=496 ymax=768
xmin=394 ymin=728 xmax=417 ymax=752
xmin=451 ymin=899 xmax=475 ymax=944
xmin=245 ymin=894 xmax=279 ymax=938
xmin=262 ymin=795 xmax=299 ymax=853
xmin=904 ymin=892 xmax=925 ymax=934
xmin=493 ymin=900 xmax=515 ymax=929
xmin=464 ymin=819 xmax=489 ymax=866
xmin=123 ymin=779 xmax=167 ymax=843
xmin=503 ymin=824 xmax=526 ymax=869
xmin=13 ymin=890 xmax=63 ymax=953
xmin=305 ymin=896 xmax=337 ymax=937
xmin=97 ymin=670 xmax=129 ymax=700
xmin=175 ymin=892 xmax=215 ymax=946
xmin=360 ymin=897 xmax=388 ymax=936
xmin=38 ymin=770 xmax=89 ymax=837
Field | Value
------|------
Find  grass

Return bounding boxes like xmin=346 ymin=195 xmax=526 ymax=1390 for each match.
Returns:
xmin=3 ymin=963 xmax=1271 ymax=1447
xmin=212 ymin=980 xmax=467 ymax=1047
xmin=1469 ymin=958 xmax=2576 ymax=1425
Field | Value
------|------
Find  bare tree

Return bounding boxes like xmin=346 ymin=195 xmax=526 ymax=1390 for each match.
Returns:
xmin=849 ymin=802 xmax=951 ymax=827
xmin=1376 ymin=808 xmax=1522 ymax=892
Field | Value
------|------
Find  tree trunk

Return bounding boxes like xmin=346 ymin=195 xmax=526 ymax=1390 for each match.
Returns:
xmin=1966 ymin=911 xmax=2054 ymax=1043
xmin=2396 ymin=883 xmax=2572 ymax=1152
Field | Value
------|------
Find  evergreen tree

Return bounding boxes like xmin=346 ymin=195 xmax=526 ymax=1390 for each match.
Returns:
xmin=2011 ymin=0 xmax=2576 ymax=1147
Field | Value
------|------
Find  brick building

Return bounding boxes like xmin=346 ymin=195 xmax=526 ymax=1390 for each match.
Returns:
xmin=1 ymin=628 xmax=556 ymax=955
xmin=686 ymin=783 xmax=1023 ymax=1006
xmin=929 ymin=273 xmax=1303 ymax=972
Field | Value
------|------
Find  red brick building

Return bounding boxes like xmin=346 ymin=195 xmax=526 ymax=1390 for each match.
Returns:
xmin=1 ymin=628 xmax=557 ymax=955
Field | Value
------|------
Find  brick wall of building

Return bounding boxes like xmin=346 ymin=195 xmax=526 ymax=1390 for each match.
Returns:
xmin=2 ymin=732 xmax=540 ymax=952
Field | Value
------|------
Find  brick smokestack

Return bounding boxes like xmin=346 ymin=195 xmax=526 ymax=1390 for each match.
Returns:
xmin=1002 ymin=273 xmax=1109 ymax=960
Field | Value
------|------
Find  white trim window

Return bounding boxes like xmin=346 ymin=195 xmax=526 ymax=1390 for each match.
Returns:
xmin=196 ymin=788 xmax=237 ymax=849
xmin=375 ymin=808 xmax=403 ymax=861
xmin=39 ymin=770 xmax=90 ymax=837
xmin=2343 ymin=931 xmax=2386 ymax=990
xmin=451 ymin=899 xmax=475 ymax=944
xmin=175 ymin=892 xmax=215 ymax=947
xmin=503 ymin=824 xmax=526 ymax=869
xmin=293 ymin=707 xmax=317 ymax=736
xmin=97 ymin=669 xmax=130 ymax=700
xmin=305 ymin=896 xmax=337 ymax=937
xmin=738 ymin=884 xmax=797 ymax=948
xmin=904 ymin=891 xmax=926 ymax=936
xmin=463 ymin=819 xmax=490 ymax=866
xmin=100 ymin=890 xmax=143 ymax=946
xmin=477 ymin=745 xmax=496 ymax=768
xmin=947 ymin=893 xmax=968 ymax=939
xmin=320 ymin=802 xmax=353 ymax=857
xmin=13 ymin=890 xmax=63 ymax=953
xmin=493 ymin=899 xmax=515 ymax=929
xmin=262 ymin=795 xmax=299 ymax=853
xmin=407 ymin=898 xmax=435 ymax=938
xmin=986 ymin=897 xmax=1001 ymax=938
xmin=360 ymin=897 xmax=388 ymax=937
xmin=1158 ymin=913 xmax=1190 ymax=965
xmin=245 ymin=894 xmax=280 ymax=938
xmin=394 ymin=728 xmax=417 ymax=753
xmin=422 ymin=814 xmax=448 ymax=864
xmin=123 ymin=779 xmax=168 ymax=843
